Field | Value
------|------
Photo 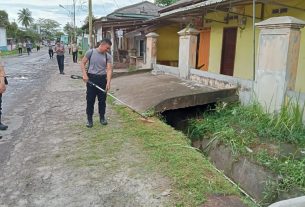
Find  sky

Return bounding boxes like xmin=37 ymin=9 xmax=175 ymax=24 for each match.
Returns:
xmin=0 ymin=0 xmax=154 ymax=28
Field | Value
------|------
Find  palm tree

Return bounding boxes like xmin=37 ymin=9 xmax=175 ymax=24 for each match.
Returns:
xmin=18 ymin=8 xmax=34 ymax=29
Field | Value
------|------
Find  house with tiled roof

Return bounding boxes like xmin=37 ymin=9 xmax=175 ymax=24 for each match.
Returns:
xmin=92 ymin=1 xmax=160 ymax=67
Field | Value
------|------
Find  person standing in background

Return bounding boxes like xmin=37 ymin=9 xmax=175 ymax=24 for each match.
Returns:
xmin=48 ymin=41 xmax=54 ymax=59
xmin=29 ymin=42 xmax=33 ymax=53
xmin=68 ymin=43 xmax=71 ymax=55
xmin=36 ymin=43 xmax=40 ymax=52
xmin=18 ymin=41 xmax=23 ymax=55
xmin=71 ymin=41 xmax=79 ymax=63
xmin=26 ymin=41 xmax=31 ymax=55
xmin=0 ymin=52 xmax=9 ymax=139
xmin=54 ymin=41 xmax=65 ymax=74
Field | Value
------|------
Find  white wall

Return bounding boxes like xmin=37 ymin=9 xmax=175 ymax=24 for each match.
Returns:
xmin=0 ymin=27 xmax=7 ymax=50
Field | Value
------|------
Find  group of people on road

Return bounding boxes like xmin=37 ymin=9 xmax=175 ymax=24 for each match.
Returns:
xmin=0 ymin=38 xmax=113 ymax=140
xmin=49 ymin=38 xmax=113 ymax=127
xmin=17 ymin=41 xmax=41 ymax=56
xmin=67 ymin=42 xmax=79 ymax=63
xmin=47 ymin=38 xmax=114 ymax=127
xmin=48 ymin=40 xmax=80 ymax=74
xmin=50 ymin=38 xmax=113 ymax=128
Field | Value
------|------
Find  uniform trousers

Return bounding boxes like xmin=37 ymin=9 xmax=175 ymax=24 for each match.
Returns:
xmin=86 ymin=73 xmax=107 ymax=118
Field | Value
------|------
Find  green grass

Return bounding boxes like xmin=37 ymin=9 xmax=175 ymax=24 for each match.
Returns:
xmin=188 ymin=101 xmax=305 ymax=201
xmin=109 ymin=102 xmax=255 ymax=206
xmin=67 ymin=120 xmax=125 ymax=169
xmin=0 ymin=49 xmax=18 ymax=56
xmin=65 ymin=100 xmax=256 ymax=206
xmin=128 ymin=65 xmax=137 ymax=72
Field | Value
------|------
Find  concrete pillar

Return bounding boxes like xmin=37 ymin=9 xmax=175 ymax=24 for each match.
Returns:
xmin=128 ymin=48 xmax=137 ymax=65
xmin=110 ymin=27 xmax=115 ymax=63
xmin=255 ymin=16 xmax=305 ymax=112
xmin=97 ymin=27 xmax=103 ymax=42
xmin=145 ymin=32 xmax=159 ymax=69
xmin=178 ymin=27 xmax=200 ymax=79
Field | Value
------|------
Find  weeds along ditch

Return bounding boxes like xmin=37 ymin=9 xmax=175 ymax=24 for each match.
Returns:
xmin=160 ymin=101 xmax=305 ymax=206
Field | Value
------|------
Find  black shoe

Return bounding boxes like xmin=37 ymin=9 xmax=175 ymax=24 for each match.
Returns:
xmin=86 ymin=116 xmax=93 ymax=128
xmin=0 ymin=135 xmax=2 ymax=139
xmin=100 ymin=117 xmax=108 ymax=125
xmin=86 ymin=120 xmax=93 ymax=128
xmin=0 ymin=123 xmax=8 ymax=130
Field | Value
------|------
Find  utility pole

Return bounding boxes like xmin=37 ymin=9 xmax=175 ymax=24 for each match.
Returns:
xmin=59 ymin=2 xmax=76 ymax=43
xmin=73 ymin=0 xmax=76 ymax=42
xmin=89 ymin=0 xmax=93 ymax=48
xmin=252 ymin=0 xmax=256 ymax=81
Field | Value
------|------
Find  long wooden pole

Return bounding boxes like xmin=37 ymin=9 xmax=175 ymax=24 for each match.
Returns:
xmin=89 ymin=0 xmax=93 ymax=48
xmin=73 ymin=0 xmax=76 ymax=42
xmin=253 ymin=0 xmax=256 ymax=81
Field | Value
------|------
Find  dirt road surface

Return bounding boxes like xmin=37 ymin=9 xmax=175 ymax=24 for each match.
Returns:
xmin=0 ymin=51 xmax=172 ymax=207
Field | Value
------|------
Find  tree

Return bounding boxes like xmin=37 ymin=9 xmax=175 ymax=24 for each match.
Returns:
xmin=14 ymin=29 xmax=40 ymax=44
xmin=6 ymin=22 xmax=18 ymax=39
xmin=55 ymin=31 xmax=65 ymax=40
xmin=82 ymin=15 xmax=96 ymax=26
xmin=76 ymin=27 xmax=83 ymax=37
xmin=155 ymin=0 xmax=177 ymax=6
xmin=36 ymin=18 xmax=61 ymax=40
xmin=63 ymin=22 xmax=74 ymax=41
xmin=0 ymin=10 xmax=10 ymax=27
xmin=63 ymin=22 xmax=82 ymax=42
xmin=18 ymin=8 xmax=34 ymax=29
xmin=0 ymin=11 xmax=20 ymax=41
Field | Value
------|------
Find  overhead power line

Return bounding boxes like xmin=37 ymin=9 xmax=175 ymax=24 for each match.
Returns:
xmin=113 ymin=0 xmax=120 ymax=8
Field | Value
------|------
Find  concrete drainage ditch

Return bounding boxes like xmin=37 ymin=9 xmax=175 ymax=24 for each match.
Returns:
xmin=194 ymin=139 xmax=277 ymax=201
xmin=161 ymin=104 xmax=304 ymax=206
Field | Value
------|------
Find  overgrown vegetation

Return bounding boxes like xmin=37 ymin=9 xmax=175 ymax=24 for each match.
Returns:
xmin=68 ymin=99 xmax=257 ymax=206
xmin=188 ymin=100 xmax=305 ymax=201
xmin=0 ymin=49 xmax=18 ymax=56
xmin=127 ymin=65 xmax=137 ymax=72
xmin=113 ymin=103 xmax=257 ymax=206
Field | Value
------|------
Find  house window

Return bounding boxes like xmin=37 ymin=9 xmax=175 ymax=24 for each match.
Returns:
xmin=280 ymin=8 xmax=288 ymax=13
xmin=139 ymin=40 xmax=145 ymax=57
xmin=272 ymin=9 xmax=279 ymax=14
xmin=272 ymin=8 xmax=288 ymax=14
xmin=224 ymin=15 xmax=238 ymax=22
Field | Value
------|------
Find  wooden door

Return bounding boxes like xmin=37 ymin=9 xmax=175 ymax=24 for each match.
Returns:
xmin=220 ymin=27 xmax=237 ymax=76
xmin=197 ymin=29 xmax=211 ymax=71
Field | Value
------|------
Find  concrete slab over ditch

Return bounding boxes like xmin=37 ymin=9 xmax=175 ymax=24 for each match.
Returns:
xmin=111 ymin=72 xmax=238 ymax=113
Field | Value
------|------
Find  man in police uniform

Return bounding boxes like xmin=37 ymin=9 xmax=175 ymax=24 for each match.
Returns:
xmin=80 ymin=39 xmax=112 ymax=128
xmin=54 ymin=41 xmax=65 ymax=74
xmin=0 ymin=52 xmax=8 ymax=139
